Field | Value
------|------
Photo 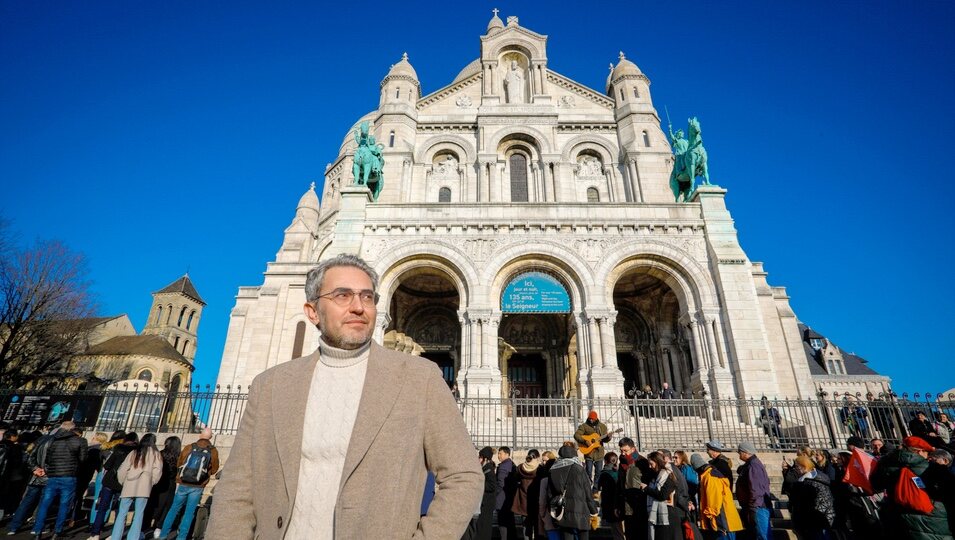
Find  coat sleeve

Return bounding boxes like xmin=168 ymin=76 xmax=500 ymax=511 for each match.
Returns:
xmin=573 ymin=425 xmax=587 ymax=445
xmin=206 ymin=376 xmax=263 ymax=540
xmin=117 ymin=452 xmax=132 ymax=485
xmin=414 ymin=364 xmax=483 ymax=540
xmin=151 ymin=451 xmax=162 ymax=486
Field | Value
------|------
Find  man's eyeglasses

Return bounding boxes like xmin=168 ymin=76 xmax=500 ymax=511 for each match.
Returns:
xmin=316 ymin=288 xmax=379 ymax=308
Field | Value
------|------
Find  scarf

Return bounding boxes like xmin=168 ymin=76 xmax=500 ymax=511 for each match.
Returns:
xmin=646 ymin=468 xmax=671 ymax=526
xmin=551 ymin=456 xmax=581 ymax=471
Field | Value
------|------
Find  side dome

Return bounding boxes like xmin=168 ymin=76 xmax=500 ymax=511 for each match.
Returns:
xmin=296 ymin=182 xmax=320 ymax=213
xmin=486 ymin=9 xmax=504 ymax=34
xmin=384 ymin=52 xmax=418 ymax=81
xmin=607 ymin=51 xmax=643 ymax=92
xmin=453 ymin=58 xmax=482 ymax=84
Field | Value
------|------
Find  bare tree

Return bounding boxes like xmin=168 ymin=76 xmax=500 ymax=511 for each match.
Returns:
xmin=0 ymin=224 xmax=97 ymax=389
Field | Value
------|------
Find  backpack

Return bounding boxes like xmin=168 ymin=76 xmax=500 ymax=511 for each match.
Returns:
xmin=893 ymin=466 xmax=934 ymax=514
xmin=180 ymin=444 xmax=213 ymax=485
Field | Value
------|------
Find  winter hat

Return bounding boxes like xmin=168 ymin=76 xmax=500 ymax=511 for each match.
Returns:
xmin=737 ymin=441 xmax=757 ymax=455
xmin=587 ymin=411 xmax=599 ymax=420
xmin=705 ymin=440 xmax=724 ymax=452
xmin=558 ymin=445 xmax=578 ymax=459
xmin=690 ymin=453 xmax=707 ymax=470
xmin=903 ymin=436 xmax=935 ymax=452
xmin=846 ymin=436 xmax=865 ymax=449
xmin=478 ymin=446 xmax=494 ymax=460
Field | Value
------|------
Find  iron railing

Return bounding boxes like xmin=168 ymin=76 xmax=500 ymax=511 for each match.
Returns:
xmin=2 ymin=387 xmax=952 ymax=451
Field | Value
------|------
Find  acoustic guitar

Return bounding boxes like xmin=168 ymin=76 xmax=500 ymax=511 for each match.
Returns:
xmin=579 ymin=428 xmax=624 ymax=456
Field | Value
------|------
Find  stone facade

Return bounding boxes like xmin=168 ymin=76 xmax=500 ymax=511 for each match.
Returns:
xmin=215 ymin=13 xmax=885 ymax=400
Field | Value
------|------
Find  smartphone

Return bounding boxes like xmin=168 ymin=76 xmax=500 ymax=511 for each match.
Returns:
xmin=912 ymin=476 xmax=927 ymax=489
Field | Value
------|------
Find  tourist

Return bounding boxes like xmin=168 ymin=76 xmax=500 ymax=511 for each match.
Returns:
xmin=574 ymin=410 xmax=609 ymax=492
xmin=536 ymin=450 xmax=560 ymax=540
xmin=511 ymin=448 xmax=541 ymax=539
xmin=159 ymin=428 xmax=220 ymax=540
xmin=88 ymin=431 xmax=138 ymax=540
xmin=496 ymin=445 xmax=517 ymax=540
xmin=548 ymin=443 xmax=598 ymax=540
xmin=673 ymin=450 xmax=699 ymax=506
xmin=872 ymin=436 xmax=951 ymax=539
xmin=735 ymin=441 xmax=771 ymax=540
xmin=0 ymin=428 xmax=23 ymax=520
xmin=467 ymin=446 xmax=497 ymax=540
xmin=656 ymin=449 xmax=690 ymax=524
xmin=831 ymin=450 xmax=882 ymax=539
xmin=111 ymin=433 xmax=162 ymax=540
xmin=638 ymin=451 xmax=679 ymax=540
xmin=782 ymin=455 xmax=836 ymax=540
xmin=30 ymin=421 xmax=88 ymax=539
xmin=71 ymin=430 xmax=104 ymax=523
xmin=812 ymin=448 xmax=837 ymax=483
xmin=934 ymin=412 xmax=954 ymax=445
xmin=207 ymin=254 xmax=482 ymax=539
xmin=597 ymin=452 xmax=624 ymax=540
xmin=659 ymin=382 xmax=676 ymax=399
xmin=910 ymin=410 xmax=948 ymax=450
xmin=89 ymin=430 xmax=124 ymax=524
xmin=692 ymin=453 xmax=742 ymax=540
xmin=147 ymin=435 xmax=181 ymax=535
xmin=621 ymin=438 xmax=652 ymax=540
xmin=705 ymin=441 xmax=734 ymax=489
xmin=758 ymin=396 xmax=782 ymax=448
xmin=5 ymin=428 xmax=57 ymax=535
xmin=839 ymin=397 xmax=871 ymax=439
xmin=870 ymin=437 xmax=887 ymax=458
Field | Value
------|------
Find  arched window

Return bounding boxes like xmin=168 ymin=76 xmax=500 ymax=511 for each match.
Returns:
xmin=389 ymin=130 xmax=395 ymax=148
xmin=186 ymin=310 xmax=195 ymax=330
xmin=182 ymin=339 xmax=190 ymax=355
xmin=633 ymin=87 xmax=639 ymax=99
xmin=619 ymin=88 xmax=624 ymax=101
xmin=166 ymin=304 xmax=173 ymax=324
xmin=177 ymin=306 xmax=187 ymax=327
xmin=174 ymin=336 xmax=180 ymax=350
xmin=587 ymin=187 xmax=599 ymax=203
xmin=642 ymin=131 xmax=651 ymax=147
xmin=395 ymin=87 xmax=400 ymax=99
xmin=292 ymin=321 xmax=306 ymax=359
xmin=155 ymin=306 xmax=163 ymax=324
xmin=509 ymin=153 xmax=528 ymax=202
xmin=438 ymin=187 xmax=452 ymax=202
xmin=137 ymin=369 xmax=153 ymax=382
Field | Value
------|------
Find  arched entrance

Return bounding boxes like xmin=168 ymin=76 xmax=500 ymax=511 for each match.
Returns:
xmin=613 ymin=271 xmax=694 ymax=396
xmin=385 ymin=268 xmax=461 ymax=386
xmin=498 ymin=270 xmax=575 ymax=403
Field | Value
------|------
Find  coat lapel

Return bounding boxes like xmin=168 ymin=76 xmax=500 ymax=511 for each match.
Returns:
xmin=339 ymin=343 xmax=404 ymax=492
xmin=272 ymin=350 xmax=320 ymax=502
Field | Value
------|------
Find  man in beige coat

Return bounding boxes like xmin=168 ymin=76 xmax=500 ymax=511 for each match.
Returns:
xmin=207 ymin=254 xmax=482 ymax=539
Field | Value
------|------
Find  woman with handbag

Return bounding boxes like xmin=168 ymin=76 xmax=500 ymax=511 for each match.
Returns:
xmin=638 ymin=451 xmax=680 ymax=540
xmin=111 ymin=433 xmax=162 ymax=540
xmin=548 ymin=442 xmax=598 ymax=540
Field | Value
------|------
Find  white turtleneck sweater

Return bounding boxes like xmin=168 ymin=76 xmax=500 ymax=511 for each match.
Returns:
xmin=284 ymin=339 xmax=370 ymax=540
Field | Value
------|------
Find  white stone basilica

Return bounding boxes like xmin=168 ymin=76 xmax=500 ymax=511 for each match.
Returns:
xmin=215 ymin=13 xmax=889 ymax=401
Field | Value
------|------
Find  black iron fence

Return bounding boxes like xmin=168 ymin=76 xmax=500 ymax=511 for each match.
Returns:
xmin=2 ymin=386 xmax=952 ymax=452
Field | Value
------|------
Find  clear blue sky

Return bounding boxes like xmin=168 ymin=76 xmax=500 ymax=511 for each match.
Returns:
xmin=2 ymin=2 xmax=953 ymax=395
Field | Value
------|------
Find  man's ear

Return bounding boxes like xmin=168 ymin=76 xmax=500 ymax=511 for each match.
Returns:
xmin=304 ymin=302 xmax=321 ymax=326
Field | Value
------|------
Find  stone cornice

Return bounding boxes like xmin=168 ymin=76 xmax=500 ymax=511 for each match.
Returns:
xmin=381 ymin=74 xmax=421 ymax=91
xmin=546 ymin=71 xmax=614 ymax=109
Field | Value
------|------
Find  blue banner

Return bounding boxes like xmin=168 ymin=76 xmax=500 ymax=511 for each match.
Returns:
xmin=502 ymin=272 xmax=571 ymax=313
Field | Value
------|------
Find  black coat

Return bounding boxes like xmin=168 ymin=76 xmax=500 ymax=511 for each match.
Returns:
xmin=548 ymin=458 xmax=597 ymax=531
xmin=102 ymin=442 xmax=136 ymax=491
xmin=43 ymin=430 xmax=88 ymax=478
xmin=495 ymin=458 xmax=514 ymax=511
xmin=782 ymin=469 xmax=836 ymax=533
xmin=0 ymin=439 xmax=23 ymax=480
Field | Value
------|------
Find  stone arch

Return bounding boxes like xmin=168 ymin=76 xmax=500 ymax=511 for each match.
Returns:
xmin=488 ymin=125 xmax=553 ymax=155
xmin=414 ymin=134 xmax=476 ymax=165
xmin=560 ymin=135 xmax=618 ymax=164
xmin=597 ymin=240 xmax=716 ymax=314
xmin=374 ymin=242 xmax=479 ymax=312
xmin=484 ymin=243 xmax=594 ymax=312
xmin=485 ymin=39 xmax=543 ymax=63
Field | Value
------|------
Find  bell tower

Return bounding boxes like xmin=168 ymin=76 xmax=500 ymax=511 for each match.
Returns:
xmin=142 ymin=275 xmax=205 ymax=363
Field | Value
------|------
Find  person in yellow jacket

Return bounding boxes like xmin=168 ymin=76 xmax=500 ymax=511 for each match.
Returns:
xmin=690 ymin=453 xmax=743 ymax=539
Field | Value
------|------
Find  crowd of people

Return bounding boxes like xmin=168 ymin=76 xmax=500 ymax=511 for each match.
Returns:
xmin=461 ymin=411 xmax=955 ymax=540
xmin=0 ymin=421 xmax=218 ymax=540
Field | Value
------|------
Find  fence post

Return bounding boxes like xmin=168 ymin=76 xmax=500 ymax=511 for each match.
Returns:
xmin=632 ymin=394 xmax=642 ymax=450
xmin=704 ymin=393 xmax=715 ymax=443
xmin=511 ymin=393 xmax=518 ymax=449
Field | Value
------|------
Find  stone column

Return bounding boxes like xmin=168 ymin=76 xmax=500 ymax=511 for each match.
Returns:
xmin=587 ymin=316 xmax=602 ymax=369
xmin=373 ymin=312 xmax=391 ymax=344
xmin=627 ymin=158 xmax=643 ymax=203
xmin=598 ymin=314 xmax=617 ymax=370
xmin=490 ymin=161 xmax=501 ymax=202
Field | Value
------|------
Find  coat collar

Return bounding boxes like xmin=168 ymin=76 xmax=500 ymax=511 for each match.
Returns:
xmin=272 ymin=349 xmax=320 ymax=502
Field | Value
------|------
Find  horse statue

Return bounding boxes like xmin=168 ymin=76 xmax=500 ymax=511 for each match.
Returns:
xmin=352 ymin=120 xmax=384 ymax=201
xmin=668 ymin=116 xmax=710 ymax=202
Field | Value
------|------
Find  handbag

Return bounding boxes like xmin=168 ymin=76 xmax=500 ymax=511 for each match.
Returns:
xmin=549 ymin=488 xmax=566 ymax=521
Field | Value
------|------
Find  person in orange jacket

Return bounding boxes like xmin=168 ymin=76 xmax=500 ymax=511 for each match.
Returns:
xmin=690 ymin=453 xmax=743 ymax=539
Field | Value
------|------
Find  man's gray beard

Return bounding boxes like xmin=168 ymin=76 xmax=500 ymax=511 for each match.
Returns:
xmin=318 ymin=325 xmax=372 ymax=350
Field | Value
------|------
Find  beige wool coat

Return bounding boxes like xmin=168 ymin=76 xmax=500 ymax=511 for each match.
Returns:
xmin=117 ymin=448 xmax=163 ymax=499
xmin=207 ymin=342 xmax=483 ymax=540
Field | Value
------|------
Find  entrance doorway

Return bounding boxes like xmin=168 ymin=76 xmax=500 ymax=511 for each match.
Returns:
xmin=508 ymin=353 xmax=545 ymax=397
xmin=423 ymin=352 xmax=455 ymax=386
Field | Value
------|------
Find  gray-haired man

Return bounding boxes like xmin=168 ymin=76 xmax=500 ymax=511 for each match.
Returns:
xmin=208 ymin=254 xmax=482 ymax=540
